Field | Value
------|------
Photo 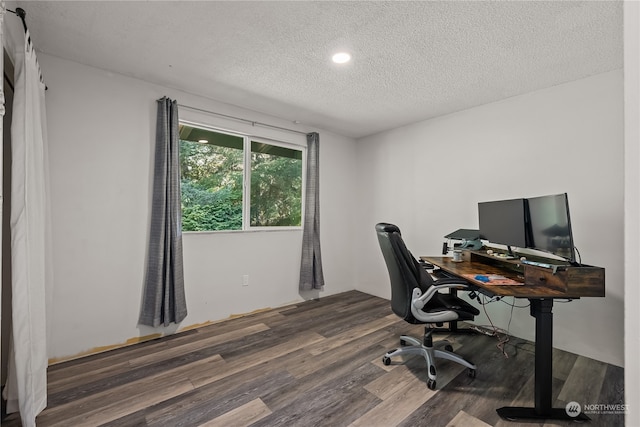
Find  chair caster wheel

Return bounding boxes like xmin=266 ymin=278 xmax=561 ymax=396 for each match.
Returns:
xmin=427 ymin=379 xmax=436 ymax=390
xmin=444 ymin=344 xmax=453 ymax=352
xmin=382 ymin=356 xmax=391 ymax=366
xmin=467 ymin=368 xmax=476 ymax=378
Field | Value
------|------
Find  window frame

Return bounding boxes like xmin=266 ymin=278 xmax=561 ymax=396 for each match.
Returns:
xmin=179 ymin=120 xmax=306 ymax=233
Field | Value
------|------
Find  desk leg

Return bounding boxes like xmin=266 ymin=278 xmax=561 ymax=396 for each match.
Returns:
xmin=496 ymin=299 xmax=589 ymax=422
xmin=534 ymin=298 xmax=553 ymax=414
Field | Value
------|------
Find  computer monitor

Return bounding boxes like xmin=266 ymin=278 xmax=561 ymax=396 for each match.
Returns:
xmin=478 ymin=198 xmax=528 ymax=254
xmin=526 ymin=193 xmax=576 ymax=263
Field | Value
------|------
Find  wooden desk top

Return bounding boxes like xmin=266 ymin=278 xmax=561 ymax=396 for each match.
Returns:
xmin=422 ymin=251 xmax=605 ymax=299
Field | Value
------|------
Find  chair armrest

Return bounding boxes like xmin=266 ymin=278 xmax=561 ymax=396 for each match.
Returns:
xmin=410 ymin=284 xmax=469 ymax=323
xmin=412 ymin=281 xmax=469 ymax=310
xmin=433 ymin=277 xmax=470 ymax=287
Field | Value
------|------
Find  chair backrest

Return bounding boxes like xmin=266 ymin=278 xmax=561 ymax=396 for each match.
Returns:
xmin=375 ymin=223 xmax=435 ymax=323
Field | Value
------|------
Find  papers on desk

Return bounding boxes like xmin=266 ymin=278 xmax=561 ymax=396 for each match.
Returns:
xmin=463 ymin=274 xmax=523 ymax=285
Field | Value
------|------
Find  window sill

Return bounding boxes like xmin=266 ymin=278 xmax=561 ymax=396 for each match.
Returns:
xmin=183 ymin=227 xmax=303 ymax=235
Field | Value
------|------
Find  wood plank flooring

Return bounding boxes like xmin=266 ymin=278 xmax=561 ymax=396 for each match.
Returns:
xmin=1 ymin=291 xmax=625 ymax=426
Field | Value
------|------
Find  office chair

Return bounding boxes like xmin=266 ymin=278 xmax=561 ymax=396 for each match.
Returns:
xmin=375 ymin=223 xmax=479 ymax=389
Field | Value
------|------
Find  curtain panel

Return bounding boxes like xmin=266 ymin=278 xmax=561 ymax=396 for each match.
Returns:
xmin=299 ymin=132 xmax=324 ymax=290
xmin=3 ymin=28 xmax=51 ymax=427
xmin=139 ymin=97 xmax=187 ymax=327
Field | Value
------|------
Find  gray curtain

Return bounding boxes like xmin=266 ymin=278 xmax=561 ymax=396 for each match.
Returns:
xmin=139 ymin=97 xmax=187 ymax=327
xmin=299 ymin=132 xmax=325 ymax=290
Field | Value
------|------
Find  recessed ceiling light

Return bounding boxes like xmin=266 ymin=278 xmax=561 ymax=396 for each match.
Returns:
xmin=332 ymin=52 xmax=351 ymax=64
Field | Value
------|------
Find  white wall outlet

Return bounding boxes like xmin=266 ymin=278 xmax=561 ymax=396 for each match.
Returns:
xmin=242 ymin=275 xmax=249 ymax=286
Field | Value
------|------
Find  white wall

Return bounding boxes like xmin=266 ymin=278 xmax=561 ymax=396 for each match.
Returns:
xmin=19 ymin=22 xmax=631 ymax=373
xmin=355 ymin=70 xmax=624 ymax=367
xmin=624 ymin=0 xmax=640 ymax=424
xmin=40 ymin=54 xmax=357 ymax=361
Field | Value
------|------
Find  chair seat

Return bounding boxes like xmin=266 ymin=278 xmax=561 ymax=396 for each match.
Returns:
xmin=434 ymin=292 xmax=480 ymax=320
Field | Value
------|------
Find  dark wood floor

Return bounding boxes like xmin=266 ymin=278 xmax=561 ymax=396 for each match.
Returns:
xmin=2 ymin=290 xmax=624 ymax=427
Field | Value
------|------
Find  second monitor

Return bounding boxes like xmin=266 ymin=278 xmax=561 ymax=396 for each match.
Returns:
xmin=478 ymin=198 xmax=528 ymax=255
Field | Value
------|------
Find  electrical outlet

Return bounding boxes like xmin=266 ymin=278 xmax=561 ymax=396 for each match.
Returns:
xmin=242 ymin=275 xmax=249 ymax=286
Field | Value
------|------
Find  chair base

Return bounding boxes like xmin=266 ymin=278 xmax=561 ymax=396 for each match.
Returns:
xmin=382 ymin=333 xmax=476 ymax=390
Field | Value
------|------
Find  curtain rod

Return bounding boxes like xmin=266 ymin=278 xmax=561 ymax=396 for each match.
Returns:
xmin=178 ymin=104 xmax=308 ymax=136
xmin=7 ymin=7 xmax=28 ymax=37
xmin=7 ymin=7 xmax=47 ymax=89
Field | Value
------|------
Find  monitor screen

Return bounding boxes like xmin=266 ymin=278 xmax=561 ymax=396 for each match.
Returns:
xmin=527 ymin=193 xmax=575 ymax=263
xmin=478 ymin=198 xmax=528 ymax=250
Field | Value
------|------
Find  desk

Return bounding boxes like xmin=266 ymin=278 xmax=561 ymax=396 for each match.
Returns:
xmin=422 ymin=251 xmax=605 ymax=423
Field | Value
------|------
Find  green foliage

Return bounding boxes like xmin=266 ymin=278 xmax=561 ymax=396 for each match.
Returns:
xmin=181 ymin=180 xmax=242 ymax=231
xmin=250 ymin=152 xmax=302 ymax=227
xmin=179 ymin=136 xmax=302 ymax=231
xmin=180 ymin=140 xmax=243 ymax=231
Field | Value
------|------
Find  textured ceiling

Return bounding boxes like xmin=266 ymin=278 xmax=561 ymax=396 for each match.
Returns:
xmin=17 ymin=1 xmax=623 ymax=139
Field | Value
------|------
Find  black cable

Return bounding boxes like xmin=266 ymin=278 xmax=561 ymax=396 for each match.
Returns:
xmin=500 ymin=297 xmax=530 ymax=308
xmin=472 ymin=295 xmax=534 ymax=358
xmin=574 ymin=246 xmax=583 ymax=265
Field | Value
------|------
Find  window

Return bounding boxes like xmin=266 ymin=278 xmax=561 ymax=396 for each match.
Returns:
xmin=179 ymin=122 xmax=304 ymax=231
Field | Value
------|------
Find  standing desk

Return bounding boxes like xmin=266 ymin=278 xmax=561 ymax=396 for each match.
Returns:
xmin=422 ymin=250 xmax=605 ymax=422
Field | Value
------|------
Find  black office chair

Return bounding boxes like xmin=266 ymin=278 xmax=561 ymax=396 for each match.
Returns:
xmin=375 ymin=222 xmax=479 ymax=389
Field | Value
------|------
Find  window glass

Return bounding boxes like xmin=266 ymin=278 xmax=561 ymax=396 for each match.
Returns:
xmin=178 ymin=123 xmax=304 ymax=231
xmin=250 ymin=141 xmax=303 ymax=227
xmin=179 ymin=125 xmax=244 ymax=231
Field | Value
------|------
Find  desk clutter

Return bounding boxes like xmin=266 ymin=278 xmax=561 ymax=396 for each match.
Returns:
xmin=463 ymin=273 xmax=523 ymax=285
xmin=424 ymin=249 xmax=605 ymax=298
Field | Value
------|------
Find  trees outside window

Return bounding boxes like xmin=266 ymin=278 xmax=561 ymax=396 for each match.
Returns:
xmin=250 ymin=141 xmax=302 ymax=227
xmin=179 ymin=123 xmax=303 ymax=231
